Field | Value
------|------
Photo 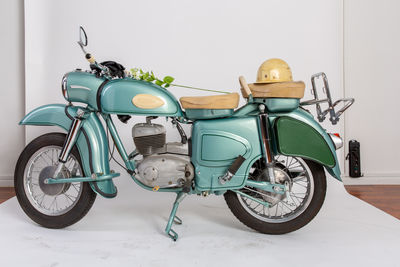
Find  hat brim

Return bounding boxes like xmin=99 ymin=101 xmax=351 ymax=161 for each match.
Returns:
xmin=254 ymin=80 xmax=292 ymax=84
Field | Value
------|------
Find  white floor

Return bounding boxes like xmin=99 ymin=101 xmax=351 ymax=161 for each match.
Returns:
xmin=0 ymin=177 xmax=399 ymax=267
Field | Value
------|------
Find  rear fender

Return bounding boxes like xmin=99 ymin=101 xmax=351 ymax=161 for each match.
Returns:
xmin=270 ymin=109 xmax=341 ymax=181
xmin=20 ymin=104 xmax=117 ymax=197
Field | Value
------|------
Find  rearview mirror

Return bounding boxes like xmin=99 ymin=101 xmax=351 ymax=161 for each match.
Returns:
xmin=78 ymin=26 xmax=88 ymax=47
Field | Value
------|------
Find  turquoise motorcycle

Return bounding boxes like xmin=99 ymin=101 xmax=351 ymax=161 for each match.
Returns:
xmin=14 ymin=27 xmax=353 ymax=241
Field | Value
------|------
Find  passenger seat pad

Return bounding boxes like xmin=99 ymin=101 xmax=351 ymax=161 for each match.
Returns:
xmin=180 ymin=93 xmax=240 ymax=109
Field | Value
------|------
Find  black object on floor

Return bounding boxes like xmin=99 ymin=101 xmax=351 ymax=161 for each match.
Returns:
xmin=347 ymin=140 xmax=362 ymax=178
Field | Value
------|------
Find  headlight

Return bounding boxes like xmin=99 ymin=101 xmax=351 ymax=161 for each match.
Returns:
xmin=61 ymin=74 xmax=68 ymax=100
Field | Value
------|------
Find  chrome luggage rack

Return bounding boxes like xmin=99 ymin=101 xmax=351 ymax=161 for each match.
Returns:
xmin=300 ymin=72 xmax=354 ymax=125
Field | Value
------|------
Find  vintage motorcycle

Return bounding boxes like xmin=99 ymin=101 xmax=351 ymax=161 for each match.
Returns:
xmin=14 ymin=27 xmax=354 ymax=241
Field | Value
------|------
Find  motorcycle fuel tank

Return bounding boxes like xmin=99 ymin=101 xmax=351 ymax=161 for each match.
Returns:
xmin=62 ymin=71 xmax=183 ymax=117
xmin=100 ymin=79 xmax=183 ymax=116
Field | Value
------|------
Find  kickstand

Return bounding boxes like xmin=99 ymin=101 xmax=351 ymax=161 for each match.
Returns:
xmin=165 ymin=192 xmax=186 ymax=241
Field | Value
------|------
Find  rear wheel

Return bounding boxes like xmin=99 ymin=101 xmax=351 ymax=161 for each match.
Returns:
xmin=14 ymin=133 xmax=96 ymax=228
xmin=224 ymin=156 xmax=326 ymax=234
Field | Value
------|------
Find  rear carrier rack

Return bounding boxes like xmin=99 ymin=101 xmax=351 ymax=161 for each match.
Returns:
xmin=300 ymin=72 xmax=354 ymax=125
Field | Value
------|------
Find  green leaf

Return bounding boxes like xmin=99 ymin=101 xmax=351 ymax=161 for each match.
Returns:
xmin=129 ymin=68 xmax=174 ymax=89
xmin=163 ymin=76 xmax=175 ymax=84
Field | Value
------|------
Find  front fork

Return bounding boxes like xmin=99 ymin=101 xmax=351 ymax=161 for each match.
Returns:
xmin=54 ymin=109 xmax=85 ymax=175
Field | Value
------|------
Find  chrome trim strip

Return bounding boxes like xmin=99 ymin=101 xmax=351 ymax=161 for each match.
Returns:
xmin=70 ymin=85 xmax=91 ymax=91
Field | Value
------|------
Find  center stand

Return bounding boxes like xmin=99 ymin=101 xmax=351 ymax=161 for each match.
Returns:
xmin=165 ymin=192 xmax=187 ymax=241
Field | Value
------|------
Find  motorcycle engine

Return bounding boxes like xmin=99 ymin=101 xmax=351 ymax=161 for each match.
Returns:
xmin=132 ymin=122 xmax=166 ymax=156
xmin=132 ymin=121 xmax=194 ymax=188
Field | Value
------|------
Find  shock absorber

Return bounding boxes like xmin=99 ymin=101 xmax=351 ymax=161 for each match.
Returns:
xmin=258 ymin=105 xmax=276 ymax=183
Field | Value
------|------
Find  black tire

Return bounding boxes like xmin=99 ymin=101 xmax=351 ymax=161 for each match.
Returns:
xmin=224 ymin=159 xmax=326 ymax=234
xmin=14 ymin=132 xmax=97 ymax=229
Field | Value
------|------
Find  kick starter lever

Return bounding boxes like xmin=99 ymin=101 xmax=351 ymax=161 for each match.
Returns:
xmin=219 ymin=155 xmax=246 ymax=184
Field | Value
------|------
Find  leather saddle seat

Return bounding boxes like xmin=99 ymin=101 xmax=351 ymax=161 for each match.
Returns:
xmin=179 ymin=93 xmax=240 ymax=109
xmin=179 ymin=78 xmax=305 ymax=110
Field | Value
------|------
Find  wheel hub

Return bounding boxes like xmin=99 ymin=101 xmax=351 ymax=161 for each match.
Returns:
xmin=258 ymin=167 xmax=292 ymax=206
xmin=38 ymin=165 xmax=71 ymax=196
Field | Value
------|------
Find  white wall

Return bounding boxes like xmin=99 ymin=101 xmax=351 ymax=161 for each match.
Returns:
xmin=2 ymin=0 xmax=347 ymax=186
xmin=344 ymin=0 xmax=400 ymax=184
xmin=24 ymin=0 xmax=344 ymax=170
xmin=0 ymin=0 xmax=25 ymax=186
xmin=1 ymin=0 xmax=397 ymax=187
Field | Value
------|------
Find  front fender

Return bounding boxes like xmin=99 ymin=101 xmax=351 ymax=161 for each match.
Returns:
xmin=270 ymin=109 xmax=341 ymax=181
xmin=20 ymin=104 xmax=117 ymax=197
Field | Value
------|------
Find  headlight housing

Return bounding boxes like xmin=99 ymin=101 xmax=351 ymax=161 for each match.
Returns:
xmin=61 ymin=74 xmax=69 ymax=101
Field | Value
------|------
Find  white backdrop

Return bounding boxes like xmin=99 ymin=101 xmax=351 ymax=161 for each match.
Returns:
xmin=0 ymin=0 xmax=25 ymax=186
xmin=344 ymin=0 xmax=400 ymax=182
xmin=24 ymin=0 xmax=344 ymax=177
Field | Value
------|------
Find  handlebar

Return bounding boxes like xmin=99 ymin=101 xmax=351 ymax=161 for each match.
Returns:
xmin=85 ymin=53 xmax=96 ymax=64
xmin=78 ymin=35 xmax=110 ymax=76
xmin=84 ymin=53 xmax=110 ymax=75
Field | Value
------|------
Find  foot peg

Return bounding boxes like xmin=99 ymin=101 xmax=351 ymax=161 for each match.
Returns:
xmin=219 ymin=155 xmax=246 ymax=184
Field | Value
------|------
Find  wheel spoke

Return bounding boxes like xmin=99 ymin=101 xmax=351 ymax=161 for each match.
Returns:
xmin=43 ymin=151 xmax=54 ymax=166
xmin=71 ymin=183 xmax=80 ymax=193
xmin=293 ymin=181 xmax=307 ymax=188
xmin=37 ymin=193 xmax=45 ymax=206
xmin=287 ymin=158 xmax=298 ymax=169
xmin=64 ymin=193 xmax=75 ymax=203
xmin=23 ymin=146 xmax=84 ymax=216
xmin=236 ymin=156 xmax=315 ymax=223
xmin=292 ymin=176 xmax=307 ymax=182
xmin=290 ymin=192 xmax=304 ymax=203
xmin=39 ymin=154 xmax=51 ymax=166
xmin=280 ymin=201 xmax=294 ymax=212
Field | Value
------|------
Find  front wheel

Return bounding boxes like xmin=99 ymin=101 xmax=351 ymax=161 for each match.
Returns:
xmin=224 ymin=156 xmax=326 ymax=234
xmin=14 ymin=133 xmax=97 ymax=228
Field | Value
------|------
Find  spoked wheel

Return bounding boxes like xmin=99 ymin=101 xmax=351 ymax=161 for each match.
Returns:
xmin=14 ymin=133 xmax=96 ymax=228
xmin=224 ymin=156 xmax=326 ymax=234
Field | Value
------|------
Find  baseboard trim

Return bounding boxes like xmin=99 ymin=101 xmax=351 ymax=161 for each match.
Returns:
xmin=0 ymin=176 xmax=14 ymax=187
xmin=343 ymin=176 xmax=400 ymax=185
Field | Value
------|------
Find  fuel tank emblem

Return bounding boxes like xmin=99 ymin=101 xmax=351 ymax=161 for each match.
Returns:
xmin=132 ymin=94 xmax=165 ymax=109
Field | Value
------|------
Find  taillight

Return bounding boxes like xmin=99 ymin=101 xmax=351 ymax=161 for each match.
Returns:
xmin=329 ymin=133 xmax=343 ymax=150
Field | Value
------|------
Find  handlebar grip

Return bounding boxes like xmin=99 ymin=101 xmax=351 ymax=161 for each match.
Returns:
xmin=85 ymin=53 xmax=96 ymax=64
